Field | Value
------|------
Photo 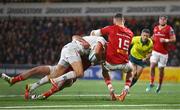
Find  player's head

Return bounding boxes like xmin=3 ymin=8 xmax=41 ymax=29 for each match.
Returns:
xmin=141 ymin=28 xmax=150 ymax=43
xmin=113 ymin=13 xmax=125 ymax=25
xmin=159 ymin=15 xmax=168 ymax=26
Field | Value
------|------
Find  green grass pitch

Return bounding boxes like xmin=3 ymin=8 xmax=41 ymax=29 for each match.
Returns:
xmin=0 ymin=79 xmax=180 ymax=110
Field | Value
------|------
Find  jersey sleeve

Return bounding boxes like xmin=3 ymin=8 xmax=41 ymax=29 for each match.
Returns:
xmin=131 ymin=36 xmax=137 ymax=45
xmin=148 ymin=39 xmax=153 ymax=52
xmin=100 ymin=26 xmax=111 ymax=36
xmin=169 ymin=27 xmax=175 ymax=37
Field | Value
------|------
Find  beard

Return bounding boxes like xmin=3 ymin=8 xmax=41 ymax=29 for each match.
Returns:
xmin=161 ymin=24 xmax=166 ymax=26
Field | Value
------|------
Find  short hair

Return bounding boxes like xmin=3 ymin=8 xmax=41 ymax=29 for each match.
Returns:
xmin=159 ymin=15 xmax=168 ymax=19
xmin=114 ymin=13 xmax=123 ymax=19
xmin=142 ymin=28 xmax=150 ymax=34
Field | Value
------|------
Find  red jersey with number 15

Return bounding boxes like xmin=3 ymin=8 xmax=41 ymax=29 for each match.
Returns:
xmin=153 ymin=25 xmax=175 ymax=54
xmin=101 ymin=25 xmax=133 ymax=64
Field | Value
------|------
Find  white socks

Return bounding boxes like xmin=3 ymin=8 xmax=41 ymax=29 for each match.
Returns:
xmin=30 ymin=75 xmax=49 ymax=92
xmin=124 ymin=85 xmax=130 ymax=92
xmin=53 ymin=71 xmax=76 ymax=84
xmin=107 ymin=84 xmax=115 ymax=93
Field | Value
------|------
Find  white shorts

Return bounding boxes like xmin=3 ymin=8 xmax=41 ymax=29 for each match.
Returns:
xmin=104 ymin=61 xmax=132 ymax=73
xmin=48 ymin=42 xmax=82 ymax=77
xmin=57 ymin=42 xmax=82 ymax=68
xmin=150 ymin=51 xmax=168 ymax=68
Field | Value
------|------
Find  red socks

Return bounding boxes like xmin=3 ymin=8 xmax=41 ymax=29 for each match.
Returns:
xmin=125 ymin=72 xmax=132 ymax=87
xmin=11 ymin=75 xmax=24 ymax=84
xmin=43 ymin=86 xmax=59 ymax=98
xmin=125 ymin=79 xmax=132 ymax=87
xmin=150 ymin=76 xmax=155 ymax=85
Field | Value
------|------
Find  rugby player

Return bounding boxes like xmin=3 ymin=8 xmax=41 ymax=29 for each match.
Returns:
xmin=146 ymin=15 xmax=176 ymax=93
xmin=129 ymin=29 xmax=153 ymax=87
xmin=91 ymin=13 xmax=134 ymax=102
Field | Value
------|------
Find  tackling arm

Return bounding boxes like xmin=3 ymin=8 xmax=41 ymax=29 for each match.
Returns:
xmin=72 ymin=35 xmax=90 ymax=49
xmin=90 ymin=29 xmax=102 ymax=36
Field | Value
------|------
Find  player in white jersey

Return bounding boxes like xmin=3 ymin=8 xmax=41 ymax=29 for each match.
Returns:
xmin=27 ymin=35 xmax=108 ymax=100
xmin=1 ymin=35 xmax=107 ymax=100
xmin=27 ymin=35 xmax=107 ymax=100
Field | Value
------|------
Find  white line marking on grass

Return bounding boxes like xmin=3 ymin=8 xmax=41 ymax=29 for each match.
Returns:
xmin=0 ymin=94 xmax=110 ymax=98
xmin=0 ymin=104 xmax=180 ymax=109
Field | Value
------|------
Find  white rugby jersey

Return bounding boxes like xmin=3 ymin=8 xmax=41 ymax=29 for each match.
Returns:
xmin=72 ymin=36 xmax=107 ymax=55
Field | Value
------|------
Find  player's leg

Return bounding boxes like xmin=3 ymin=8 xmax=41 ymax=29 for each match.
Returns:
xmin=146 ymin=51 xmax=158 ymax=92
xmin=24 ymin=65 xmax=66 ymax=100
xmin=146 ymin=62 xmax=156 ymax=92
xmin=51 ymin=60 xmax=84 ymax=86
xmin=130 ymin=65 xmax=144 ymax=87
xmin=101 ymin=65 xmax=116 ymax=101
xmin=29 ymin=56 xmax=91 ymax=100
xmin=116 ymin=64 xmax=133 ymax=102
xmin=129 ymin=61 xmax=137 ymax=87
xmin=156 ymin=67 xmax=164 ymax=93
xmin=1 ymin=66 xmax=50 ymax=85
xmin=156 ymin=54 xmax=168 ymax=93
xmin=116 ymin=71 xmax=132 ymax=102
xmin=33 ymin=79 xmax=76 ymax=100
xmin=50 ymin=49 xmax=84 ymax=86
xmin=44 ymin=56 xmax=91 ymax=99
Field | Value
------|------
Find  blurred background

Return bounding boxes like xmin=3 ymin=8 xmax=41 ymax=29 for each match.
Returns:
xmin=0 ymin=0 xmax=180 ymax=82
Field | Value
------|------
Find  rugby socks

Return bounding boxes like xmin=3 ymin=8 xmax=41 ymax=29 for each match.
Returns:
xmin=43 ymin=80 xmax=66 ymax=98
xmin=103 ymin=73 xmax=114 ymax=92
xmin=52 ymin=71 xmax=76 ymax=84
xmin=43 ymin=86 xmax=59 ymax=98
xmin=11 ymin=75 xmax=24 ymax=84
xmin=124 ymin=72 xmax=132 ymax=91
xmin=30 ymin=76 xmax=49 ymax=92
xmin=150 ymin=75 xmax=155 ymax=85
xmin=150 ymin=67 xmax=155 ymax=85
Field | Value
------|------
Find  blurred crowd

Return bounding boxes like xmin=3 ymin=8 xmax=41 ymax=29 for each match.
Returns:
xmin=1 ymin=0 xmax=176 ymax=3
xmin=0 ymin=16 xmax=180 ymax=66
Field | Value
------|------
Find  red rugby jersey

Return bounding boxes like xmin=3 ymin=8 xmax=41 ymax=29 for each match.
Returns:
xmin=101 ymin=25 xmax=133 ymax=64
xmin=153 ymin=25 xmax=175 ymax=54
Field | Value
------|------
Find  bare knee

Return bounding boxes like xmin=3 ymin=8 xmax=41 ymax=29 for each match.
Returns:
xmin=75 ymin=72 xmax=84 ymax=78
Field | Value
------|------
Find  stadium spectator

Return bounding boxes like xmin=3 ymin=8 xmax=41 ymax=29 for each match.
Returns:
xmin=0 ymin=16 xmax=179 ymax=66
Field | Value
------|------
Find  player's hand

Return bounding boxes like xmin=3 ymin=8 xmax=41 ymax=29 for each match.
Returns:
xmin=80 ymin=41 xmax=90 ymax=49
xmin=160 ymin=38 xmax=169 ymax=43
xmin=142 ymin=58 xmax=148 ymax=62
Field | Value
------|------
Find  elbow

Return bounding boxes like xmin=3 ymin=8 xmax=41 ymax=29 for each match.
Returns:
xmin=173 ymin=38 xmax=176 ymax=42
xmin=90 ymin=30 xmax=95 ymax=36
xmin=72 ymin=35 xmax=79 ymax=40
xmin=90 ymin=29 xmax=101 ymax=36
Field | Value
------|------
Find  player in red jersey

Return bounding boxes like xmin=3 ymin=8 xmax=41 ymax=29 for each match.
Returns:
xmin=146 ymin=15 xmax=176 ymax=93
xmin=91 ymin=13 xmax=134 ymax=101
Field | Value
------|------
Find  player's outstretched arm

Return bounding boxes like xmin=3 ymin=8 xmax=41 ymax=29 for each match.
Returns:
xmin=72 ymin=35 xmax=90 ymax=49
xmin=90 ymin=29 xmax=102 ymax=36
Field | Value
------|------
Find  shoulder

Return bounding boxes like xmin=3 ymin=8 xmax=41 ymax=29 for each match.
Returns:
xmin=124 ymin=27 xmax=134 ymax=36
xmin=132 ymin=36 xmax=140 ymax=43
xmin=153 ymin=25 xmax=158 ymax=30
xmin=166 ymin=25 xmax=174 ymax=30
xmin=133 ymin=36 xmax=141 ymax=40
xmin=148 ymin=38 xmax=153 ymax=46
xmin=103 ymin=25 xmax=114 ymax=29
